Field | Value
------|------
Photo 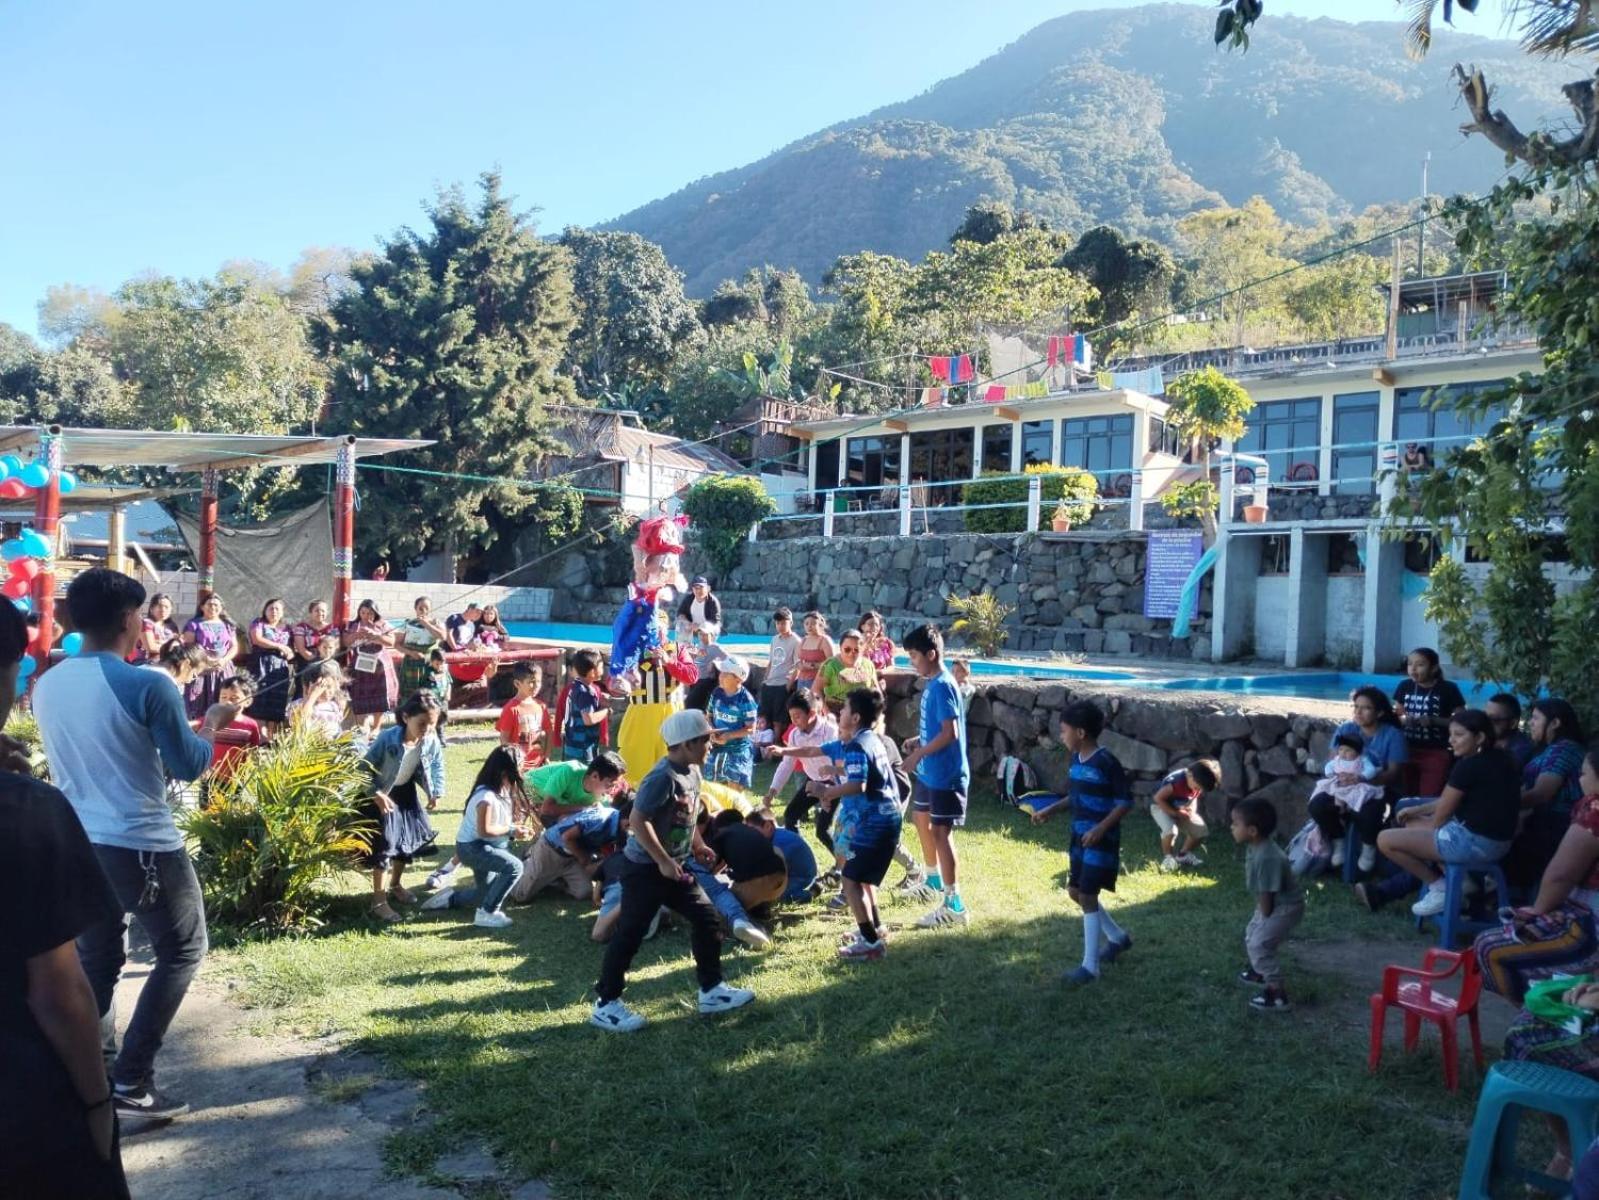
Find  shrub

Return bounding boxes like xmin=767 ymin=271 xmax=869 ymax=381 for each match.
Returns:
xmin=1160 ymin=479 xmax=1219 ymax=523
xmin=5 ymin=710 xmax=49 ymax=781
xmin=947 ymin=591 xmax=1015 ymax=657
xmin=964 ymin=464 xmax=1099 ymax=533
xmin=182 ymin=727 xmax=373 ymax=933
xmin=680 ymin=474 xmax=777 ymax=580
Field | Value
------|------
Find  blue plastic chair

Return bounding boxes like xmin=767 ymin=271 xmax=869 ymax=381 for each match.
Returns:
xmin=1459 ymin=1060 xmax=1599 ymax=1199
xmin=1416 ymin=862 xmax=1511 ymax=949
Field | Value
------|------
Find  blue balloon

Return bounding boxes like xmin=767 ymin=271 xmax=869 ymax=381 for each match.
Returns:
xmin=13 ymin=676 xmax=26 ymax=698
xmin=17 ymin=655 xmax=36 ymax=678
xmin=57 ymin=471 xmax=77 ymax=495
xmin=20 ymin=531 xmax=50 ymax=559
xmin=61 ymin=632 xmax=83 ymax=656
xmin=10 ymin=596 xmax=30 ymax=614
xmin=0 ymin=455 xmax=21 ymax=478
xmin=0 ymin=540 xmax=24 ymax=562
xmin=20 ymin=462 xmax=50 ymax=489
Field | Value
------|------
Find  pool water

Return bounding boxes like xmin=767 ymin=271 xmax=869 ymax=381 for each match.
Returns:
xmin=504 ymin=623 xmax=1474 ymax=704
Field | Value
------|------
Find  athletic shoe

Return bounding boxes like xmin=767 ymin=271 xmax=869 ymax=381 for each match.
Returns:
xmin=1357 ymin=845 xmax=1378 ymax=873
xmin=837 ymin=935 xmax=886 ymax=961
xmin=113 ymin=1083 xmax=189 ymax=1121
xmin=1159 ymin=854 xmax=1179 ymax=873
xmin=1237 ymin=968 xmax=1266 ymax=986
xmin=473 ymin=908 xmax=512 ymax=929
xmin=1175 ymin=852 xmax=1203 ymax=869
xmin=915 ymin=900 xmax=969 ymax=929
xmin=1410 ymin=885 xmax=1448 ymax=918
xmin=732 ymin=918 xmax=771 ymax=950
xmin=419 ymin=887 xmax=455 ymax=911
xmin=1060 ymin=966 xmax=1098 ymax=985
xmin=1330 ymin=840 xmax=1346 ymax=869
xmin=590 ymin=998 xmax=646 ymax=1033
xmin=697 ymin=982 xmax=756 ymax=1015
xmin=1250 ymin=989 xmax=1292 ymax=1013
xmin=825 ymin=893 xmax=849 ymax=911
xmin=896 ymin=871 xmax=937 ymax=901
xmin=1100 ymin=934 xmax=1132 ymax=964
xmin=424 ymin=863 xmax=458 ymax=890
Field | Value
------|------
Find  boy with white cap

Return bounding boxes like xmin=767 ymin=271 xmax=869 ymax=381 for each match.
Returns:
xmin=590 ymin=709 xmax=755 ymax=1033
xmin=705 ymin=655 xmax=758 ymax=788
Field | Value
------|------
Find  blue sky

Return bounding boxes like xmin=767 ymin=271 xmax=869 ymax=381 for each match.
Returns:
xmin=0 ymin=0 xmax=1429 ymax=338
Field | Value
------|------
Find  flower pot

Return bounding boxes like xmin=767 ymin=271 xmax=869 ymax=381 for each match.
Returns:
xmin=1242 ymin=504 xmax=1269 ymax=524
xmin=1051 ymin=514 xmax=1072 ymax=533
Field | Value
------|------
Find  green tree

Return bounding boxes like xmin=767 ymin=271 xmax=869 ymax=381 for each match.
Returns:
xmin=560 ymin=227 xmax=702 ymax=396
xmin=1162 ymin=366 xmax=1255 ymax=541
xmin=317 ymin=172 xmax=578 ymax=570
xmin=1176 ymin=197 xmax=1294 ymax=347
xmin=680 ymin=474 xmax=776 ymax=579
xmin=1281 ymin=255 xmax=1388 ymax=342
xmin=1061 ymin=225 xmax=1177 ymax=329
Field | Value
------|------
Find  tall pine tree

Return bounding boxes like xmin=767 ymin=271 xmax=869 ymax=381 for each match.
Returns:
xmin=317 ymin=172 xmax=577 ymax=571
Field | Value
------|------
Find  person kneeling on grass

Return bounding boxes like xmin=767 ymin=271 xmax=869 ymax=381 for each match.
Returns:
xmin=589 ymin=709 xmax=754 ymax=1033
xmin=1034 ymin=700 xmax=1133 ymax=984
xmin=751 ymin=807 xmax=820 ymax=902
xmin=1151 ymin=757 xmax=1219 ymax=872
xmin=422 ymin=747 xmax=530 ymax=929
xmin=774 ymin=688 xmax=903 ymax=961
xmin=509 ymin=791 xmax=629 ymax=905
xmin=1232 ymin=797 xmax=1304 ymax=1013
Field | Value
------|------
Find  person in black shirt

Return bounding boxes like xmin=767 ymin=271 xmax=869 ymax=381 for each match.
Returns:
xmin=1361 ymin=709 xmax=1519 ymax=917
xmin=709 ymin=810 xmax=788 ymax=913
xmin=0 ymin=600 xmax=130 ymax=1199
xmin=1393 ymin=647 xmax=1467 ymax=798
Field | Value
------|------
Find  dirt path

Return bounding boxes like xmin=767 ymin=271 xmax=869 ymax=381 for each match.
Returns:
xmin=114 ymin=956 xmax=549 ymax=1200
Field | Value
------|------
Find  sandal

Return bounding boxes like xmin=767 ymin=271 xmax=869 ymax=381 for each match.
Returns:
xmin=371 ymin=902 xmax=402 ymax=922
xmin=390 ymin=886 xmax=415 ymax=905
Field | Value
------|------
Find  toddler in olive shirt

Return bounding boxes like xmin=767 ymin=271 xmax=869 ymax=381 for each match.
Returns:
xmin=1231 ymin=797 xmax=1304 ymax=1013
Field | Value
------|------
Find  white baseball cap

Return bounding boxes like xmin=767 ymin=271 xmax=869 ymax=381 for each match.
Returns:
xmin=715 ymin=655 xmax=750 ymax=682
xmin=661 ymin=709 xmax=713 ymax=747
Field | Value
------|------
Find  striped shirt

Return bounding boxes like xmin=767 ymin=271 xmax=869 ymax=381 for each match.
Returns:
xmin=1069 ymin=747 xmax=1133 ymax=868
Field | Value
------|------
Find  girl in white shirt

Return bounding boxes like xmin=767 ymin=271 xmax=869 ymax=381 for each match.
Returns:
xmin=422 ymin=747 xmax=530 ymax=928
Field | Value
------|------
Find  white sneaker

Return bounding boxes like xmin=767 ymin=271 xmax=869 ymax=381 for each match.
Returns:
xmin=425 ymin=863 xmax=458 ymax=890
xmin=732 ymin=918 xmax=771 ymax=950
xmin=590 ymin=998 xmax=646 ymax=1033
xmin=1176 ymin=852 xmax=1203 ymax=869
xmin=915 ymin=900 xmax=970 ymax=929
xmin=896 ymin=872 xmax=937 ymax=902
xmin=1330 ymin=841 xmax=1346 ymax=869
xmin=1159 ymin=854 xmax=1179 ymax=873
xmin=1410 ymin=884 xmax=1448 ymax=918
xmin=473 ymin=908 xmax=512 ymax=928
xmin=698 ymin=982 xmax=756 ymax=1015
xmin=1358 ymin=845 xmax=1377 ymax=873
xmin=420 ymin=887 xmax=455 ymax=911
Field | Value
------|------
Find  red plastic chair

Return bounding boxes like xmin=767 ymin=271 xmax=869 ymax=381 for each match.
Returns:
xmin=1368 ymin=948 xmax=1484 ymax=1091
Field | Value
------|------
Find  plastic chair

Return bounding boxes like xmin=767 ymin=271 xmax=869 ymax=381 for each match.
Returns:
xmin=1415 ymin=862 xmax=1511 ymax=948
xmin=1459 ymin=1060 xmax=1599 ymax=1199
xmin=1368 ymin=947 xmax=1484 ymax=1091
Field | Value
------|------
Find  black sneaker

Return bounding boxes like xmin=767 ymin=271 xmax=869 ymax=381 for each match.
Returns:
xmin=1250 ymin=988 xmax=1292 ymax=1013
xmin=113 ymin=1083 xmax=190 ymax=1121
xmin=1237 ymin=968 xmax=1265 ymax=987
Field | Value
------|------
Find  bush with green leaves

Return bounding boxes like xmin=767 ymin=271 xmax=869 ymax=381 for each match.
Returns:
xmin=1160 ymin=479 xmax=1218 ymax=524
xmin=182 ymin=727 xmax=373 ymax=934
xmin=680 ymin=474 xmax=777 ymax=580
xmin=948 ymin=591 xmax=1015 ymax=657
xmin=963 ymin=464 xmax=1098 ymax=533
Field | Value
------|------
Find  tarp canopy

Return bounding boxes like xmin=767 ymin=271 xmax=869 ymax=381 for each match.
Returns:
xmin=0 ymin=427 xmax=429 ymax=471
xmin=172 ymin=500 xmax=333 ymax=624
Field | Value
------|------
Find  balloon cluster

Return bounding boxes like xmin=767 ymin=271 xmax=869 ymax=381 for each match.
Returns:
xmin=0 ymin=453 xmax=76 ymax=502
xmin=0 ymin=455 xmax=86 ymax=694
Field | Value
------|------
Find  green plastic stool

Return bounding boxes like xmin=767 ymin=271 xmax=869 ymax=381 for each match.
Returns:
xmin=1459 ymin=1060 xmax=1599 ymax=1199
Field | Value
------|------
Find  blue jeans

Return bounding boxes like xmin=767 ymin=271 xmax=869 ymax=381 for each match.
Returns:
xmin=76 ymin=845 xmax=208 ymax=1089
xmin=687 ymin=860 xmax=749 ymax=927
xmin=450 ymin=837 xmax=524 ymax=914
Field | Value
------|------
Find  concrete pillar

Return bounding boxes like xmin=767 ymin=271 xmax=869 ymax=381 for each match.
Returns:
xmin=1026 ymin=475 xmax=1042 ymax=532
xmin=1284 ymin=526 xmax=1329 ymax=668
xmin=1361 ymin=522 xmax=1404 ymax=673
xmin=107 ymin=505 xmax=126 ymax=572
xmin=1218 ymin=457 xmax=1235 ymax=531
xmin=1128 ymin=469 xmax=1145 ymax=533
xmin=899 ymin=485 xmax=912 ymax=537
xmin=1211 ymin=530 xmax=1262 ymax=663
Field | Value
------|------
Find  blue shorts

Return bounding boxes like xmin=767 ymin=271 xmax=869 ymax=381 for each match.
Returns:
xmin=912 ymin=779 xmax=967 ymax=828
xmin=599 ymin=881 xmax=622 ymax=917
xmin=1435 ymin=820 xmax=1512 ymax=867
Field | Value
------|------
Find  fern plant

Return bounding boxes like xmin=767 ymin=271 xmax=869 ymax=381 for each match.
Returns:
xmin=947 ymin=592 xmax=1015 ymax=658
xmin=182 ymin=726 xmax=373 ymax=934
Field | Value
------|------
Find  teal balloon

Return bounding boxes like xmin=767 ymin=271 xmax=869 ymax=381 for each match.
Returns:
xmin=13 ymin=676 xmax=26 ymax=698
xmin=10 ymin=596 xmax=29 ymax=614
xmin=20 ymin=531 xmax=50 ymax=559
xmin=61 ymin=632 xmax=83 ymax=656
xmin=0 ymin=455 xmax=21 ymax=477
xmin=20 ymin=462 xmax=50 ymax=489
xmin=17 ymin=654 xmax=36 ymax=678
xmin=58 ymin=471 xmax=77 ymax=495
xmin=0 ymin=540 xmax=23 ymax=561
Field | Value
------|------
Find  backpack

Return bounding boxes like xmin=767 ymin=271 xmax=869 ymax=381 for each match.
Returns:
xmin=1287 ymin=819 xmax=1329 ymax=879
xmin=996 ymin=755 xmax=1037 ymax=807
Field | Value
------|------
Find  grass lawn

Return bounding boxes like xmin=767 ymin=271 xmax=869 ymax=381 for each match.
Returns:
xmin=212 ymin=736 xmax=1496 ymax=1200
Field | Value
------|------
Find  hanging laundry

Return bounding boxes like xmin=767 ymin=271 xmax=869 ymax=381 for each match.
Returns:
xmin=924 ymin=387 xmax=945 ymax=409
xmin=1095 ymin=370 xmax=1114 ymax=390
xmin=1046 ymin=337 xmax=1060 ymax=369
xmin=1073 ymin=335 xmax=1093 ymax=372
xmin=955 ymin=354 xmax=973 ymax=383
xmin=929 ymin=356 xmax=950 ymax=381
xmin=1110 ymin=365 xmax=1166 ymax=396
xmin=984 ymin=384 xmax=1006 ymax=403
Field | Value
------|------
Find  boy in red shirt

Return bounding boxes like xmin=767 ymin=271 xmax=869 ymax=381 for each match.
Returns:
xmin=496 ymin=662 xmax=551 ymax=772
xmin=201 ymin=675 xmax=263 ymax=807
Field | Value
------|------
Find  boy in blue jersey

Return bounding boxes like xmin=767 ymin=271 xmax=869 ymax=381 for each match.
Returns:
xmin=1034 ymin=700 xmax=1134 ymax=984
xmin=900 ymin=624 xmax=971 ymax=929
xmin=705 ymin=656 xmax=758 ymax=787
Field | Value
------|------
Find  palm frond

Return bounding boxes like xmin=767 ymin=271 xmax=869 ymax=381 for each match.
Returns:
xmin=1510 ymin=0 xmax=1599 ymax=57
xmin=1404 ymin=0 xmax=1441 ymax=60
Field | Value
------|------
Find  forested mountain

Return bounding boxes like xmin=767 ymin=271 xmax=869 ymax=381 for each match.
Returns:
xmin=605 ymin=3 xmax=1572 ymax=294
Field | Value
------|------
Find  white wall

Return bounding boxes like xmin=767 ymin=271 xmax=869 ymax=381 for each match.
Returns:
xmin=147 ymin=571 xmax=552 ymax=624
xmin=1253 ymin=575 xmax=1291 ymax=659
xmin=1324 ymin=574 xmax=1365 ymax=667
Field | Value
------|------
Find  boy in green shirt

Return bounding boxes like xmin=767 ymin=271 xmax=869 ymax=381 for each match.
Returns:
xmin=526 ymin=752 xmax=626 ymax=822
xmin=1231 ymin=797 xmax=1304 ymax=1013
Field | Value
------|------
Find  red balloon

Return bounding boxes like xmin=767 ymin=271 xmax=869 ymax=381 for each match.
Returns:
xmin=8 ymin=558 xmax=38 ymax=581
xmin=2 ymin=577 xmax=29 ymax=599
xmin=0 ymin=480 xmax=25 ymax=500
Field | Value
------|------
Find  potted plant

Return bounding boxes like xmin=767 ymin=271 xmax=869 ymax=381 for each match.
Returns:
xmin=1046 ymin=466 xmax=1098 ymax=533
xmin=1051 ymin=499 xmax=1074 ymax=533
xmin=1242 ymin=501 xmax=1269 ymax=523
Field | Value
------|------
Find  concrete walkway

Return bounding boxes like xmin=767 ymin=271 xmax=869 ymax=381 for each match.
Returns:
xmin=114 ymin=956 xmax=548 ymax=1200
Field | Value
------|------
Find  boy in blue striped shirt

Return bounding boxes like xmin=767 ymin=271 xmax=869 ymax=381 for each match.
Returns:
xmin=1033 ymin=700 xmax=1134 ymax=984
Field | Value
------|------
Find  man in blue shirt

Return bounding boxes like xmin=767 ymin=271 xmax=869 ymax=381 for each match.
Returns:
xmin=510 ymin=802 xmax=622 ymax=904
xmin=33 ymin=569 xmax=222 ymax=1122
xmin=900 ymin=624 xmax=971 ymax=930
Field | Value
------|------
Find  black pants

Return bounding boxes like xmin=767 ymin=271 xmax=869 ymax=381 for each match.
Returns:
xmin=1307 ymin=792 xmax=1388 ymax=851
xmin=596 ymin=859 xmax=724 ymax=1003
xmin=783 ymin=782 xmax=834 ymax=856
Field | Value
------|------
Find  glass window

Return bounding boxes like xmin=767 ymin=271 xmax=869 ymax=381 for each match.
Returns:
xmin=1331 ymin=391 xmax=1379 ymax=495
xmin=1060 ymin=414 xmax=1134 ymax=481
xmin=1020 ymin=420 xmax=1053 ymax=467
xmin=1237 ymin=397 xmax=1321 ymax=483
xmin=1393 ymin=380 xmax=1507 ymax=465
xmin=980 ymin=424 xmax=1014 ymax=474
xmin=843 ymin=434 xmax=900 ymax=490
xmin=813 ymin=439 xmax=840 ymax=491
xmin=909 ymin=428 xmax=975 ymax=505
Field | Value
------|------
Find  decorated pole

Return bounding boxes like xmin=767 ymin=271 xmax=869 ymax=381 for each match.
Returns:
xmin=198 ymin=467 xmax=219 ymax=604
xmin=30 ymin=426 xmax=63 ymax=660
xmin=332 ymin=435 xmax=357 ymax=628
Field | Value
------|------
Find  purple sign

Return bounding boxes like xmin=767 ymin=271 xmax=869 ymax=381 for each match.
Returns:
xmin=1143 ymin=529 xmax=1204 ymax=620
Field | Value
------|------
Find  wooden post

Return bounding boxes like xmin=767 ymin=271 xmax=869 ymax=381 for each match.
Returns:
xmin=107 ymin=505 xmax=126 ymax=573
xmin=197 ymin=467 xmax=219 ymax=603
xmin=31 ymin=427 xmax=62 ymax=660
xmin=332 ymin=436 xmax=357 ymax=627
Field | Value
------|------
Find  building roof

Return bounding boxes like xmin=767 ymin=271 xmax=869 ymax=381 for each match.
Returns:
xmin=60 ymin=499 xmax=186 ymax=549
xmin=541 ymin=406 xmax=742 ymax=475
xmin=793 ymin=387 xmax=1165 ymax=438
xmin=0 ymin=427 xmax=430 ymax=472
